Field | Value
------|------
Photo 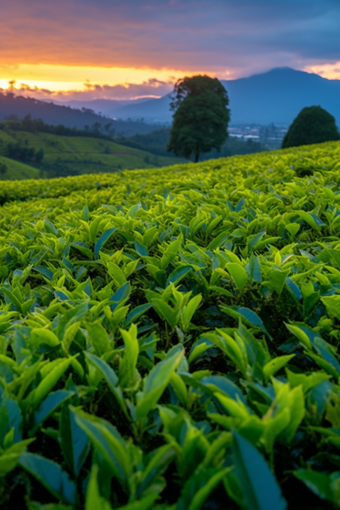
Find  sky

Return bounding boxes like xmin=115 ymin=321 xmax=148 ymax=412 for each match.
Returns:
xmin=0 ymin=0 xmax=340 ymax=101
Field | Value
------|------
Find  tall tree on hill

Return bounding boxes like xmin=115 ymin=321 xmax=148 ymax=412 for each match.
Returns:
xmin=282 ymin=106 xmax=340 ymax=149
xmin=167 ymin=75 xmax=230 ymax=162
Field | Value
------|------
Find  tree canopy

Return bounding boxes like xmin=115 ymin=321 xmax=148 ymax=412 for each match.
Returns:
xmin=167 ymin=75 xmax=230 ymax=162
xmin=282 ymin=105 xmax=340 ymax=149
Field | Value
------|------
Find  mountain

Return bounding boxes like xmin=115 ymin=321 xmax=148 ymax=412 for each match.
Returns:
xmin=103 ymin=68 xmax=340 ymax=126
xmin=224 ymin=67 xmax=340 ymax=125
xmin=0 ymin=92 xmax=109 ymax=126
xmin=0 ymin=93 xmax=160 ymax=136
xmin=112 ymin=95 xmax=172 ymax=123
xmin=53 ymin=97 xmax=152 ymax=117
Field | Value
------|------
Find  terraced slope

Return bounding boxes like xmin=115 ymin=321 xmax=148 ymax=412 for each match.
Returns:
xmin=0 ymin=141 xmax=340 ymax=510
xmin=0 ymin=130 xmax=186 ymax=177
xmin=0 ymin=155 xmax=40 ymax=180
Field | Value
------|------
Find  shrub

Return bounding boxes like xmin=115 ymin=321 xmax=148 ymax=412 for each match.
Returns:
xmin=282 ymin=105 xmax=340 ymax=148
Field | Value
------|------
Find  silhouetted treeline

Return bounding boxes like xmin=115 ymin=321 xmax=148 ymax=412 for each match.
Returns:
xmin=0 ymin=115 xmax=115 ymax=142
xmin=0 ymin=92 xmax=162 ymax=136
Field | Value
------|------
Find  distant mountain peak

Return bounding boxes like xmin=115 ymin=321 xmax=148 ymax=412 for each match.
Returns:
xmin=230 ymin=66 xmax=321 ymax=82
xmin=267 ymin=66 xmax=299 ymax=72
xmin=264 ymin=67 xmax=323 ymax=78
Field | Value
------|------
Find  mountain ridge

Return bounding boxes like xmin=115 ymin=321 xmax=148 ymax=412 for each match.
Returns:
xmin=88 ymin=67 xmax=340 ymax=126
xmin=0 ymin=93 xmax=161 ymax=136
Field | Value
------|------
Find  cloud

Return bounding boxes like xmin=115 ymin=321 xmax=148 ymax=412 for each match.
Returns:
xmin=0 ymin=0 xmax=339 ymax=79
xmin=0 ymin=78 xmax=175 ymax=101
xmin=304 ymin=61 xmax=340 ymax=80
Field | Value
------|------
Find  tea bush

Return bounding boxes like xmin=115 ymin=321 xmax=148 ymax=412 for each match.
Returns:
xmin=1 ymin=141 xmax=340 ymax=509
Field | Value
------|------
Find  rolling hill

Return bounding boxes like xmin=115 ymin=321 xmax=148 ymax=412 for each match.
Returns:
xmin=0 ymin=129 xmax=186 ymax=179
xmin=0 ymin=155 xmax=40 ymax=180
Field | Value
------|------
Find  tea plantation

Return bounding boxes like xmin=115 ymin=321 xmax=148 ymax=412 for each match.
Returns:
xmin=0 ymin=131 xmax=185 ymax=179
xmin=1 ymin=141 xmax=340 ymax=510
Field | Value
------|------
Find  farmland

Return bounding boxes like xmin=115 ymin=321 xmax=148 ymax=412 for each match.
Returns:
xmin=1 ymin=140 xmax=340 ymax=509
xmin=0 ymin=130 xmax=186 ymax=179
xmin=0 ymin=155 xmax=40 ymax=180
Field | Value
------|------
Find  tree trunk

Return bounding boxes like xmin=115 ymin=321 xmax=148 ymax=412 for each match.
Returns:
xmin=194 ymin=150 xmax=199 ymax=163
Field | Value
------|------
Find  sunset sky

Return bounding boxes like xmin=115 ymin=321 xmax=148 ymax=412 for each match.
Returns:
xmin=1 ymin=0 xmax=339 ymax=101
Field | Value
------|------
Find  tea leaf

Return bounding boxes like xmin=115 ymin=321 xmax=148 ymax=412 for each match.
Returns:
xmin=232 ymin=431 xmax=287 ymax=510
xmin=19 ymin=453 xmax=76 ymax=504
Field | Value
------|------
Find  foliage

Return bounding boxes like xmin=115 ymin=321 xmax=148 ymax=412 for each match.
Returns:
xmin=282 ymin=106 xmax=340 ymax=149
xmin=168 ymin=75 xmax=230 ymax=162
xmin=0 ymin=162 xmax=8 ymax=175
xmin=0 ymin=130 xmax=186 ymax=179
xmin=117 ymin=128 xmax=267 ymax=160
xmin=0 ymin=155 xmax=40 ymax=181
xmin=1 ymin=115 xmax=115 ymax=142
xmin=0 ymin=141 xmax=340 ymax=509
xmin=6 ymin=141 xmax=44 ymax=164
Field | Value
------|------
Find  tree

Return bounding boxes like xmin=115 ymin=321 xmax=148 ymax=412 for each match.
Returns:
xmin=92 ymin=122 xmax=102 ymax=134
xmin=167 ymin=75 xmax=230 ymax=162
xmin=0 ymin=162 xmax=7 ymax=176
xmin=36 ymin=148 xmax=44 ymax=163
xmin=282 ymin=106 xmax=340 ymax=149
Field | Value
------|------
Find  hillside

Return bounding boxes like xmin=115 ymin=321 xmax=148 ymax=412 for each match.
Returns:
xmin=100 ymin=67 xmax=340 ymax=126
xmin=1 ymin=141 xmax=340 ymax=510
xmin=0 ymin=92 xmax=161 ymax=136
xmin=0 ymin=129 xmax=186 ymax=178
xmin=0 ymin=155 xmax=40 ymax=180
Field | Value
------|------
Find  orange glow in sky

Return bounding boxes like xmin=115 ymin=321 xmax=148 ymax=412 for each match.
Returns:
xmin=0 ymin=61 xmax=338 ymax=100
xmin=0 ymin=63 xmax=233 ymax=98
xmin=0 ymin=64 xmax=231 ymax=95
xmin=303 ymin=62 xmax=340 ymax=80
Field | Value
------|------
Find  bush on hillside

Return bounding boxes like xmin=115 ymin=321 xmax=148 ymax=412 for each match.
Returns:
xmin=282 ymin=105 xmax=340 ymax=148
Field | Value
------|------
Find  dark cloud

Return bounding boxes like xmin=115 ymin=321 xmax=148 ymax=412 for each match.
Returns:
xmin=0 ymin=0 xmax=339 ymax=77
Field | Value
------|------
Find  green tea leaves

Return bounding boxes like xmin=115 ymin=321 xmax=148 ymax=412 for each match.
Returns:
xmin=136 ymin=344 xmax=184 ymax=420
xmin=226 ymin=263 xmax=248 ymax=289
xmin=2 ymin=140 xmax=340 ymax=508
xmin=232 ymin=431 xmax=287 ymax=510
xmin=19 ymin=453 xmax=76 ymax=504
xmin=94 ymin=228 xmax=117 ymax=259
xmin=60 ymin=405 xmax=90 ymax=476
